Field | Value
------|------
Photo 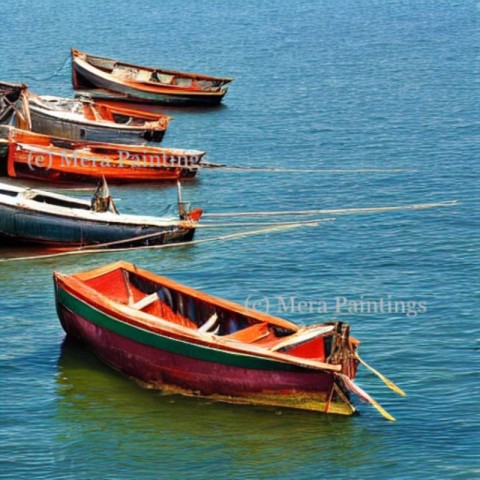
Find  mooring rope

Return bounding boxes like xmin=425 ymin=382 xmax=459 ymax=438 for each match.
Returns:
xmin=195 ymin=218 xmax=334 ymax=228
xmin=0 ymin=199 xmax=458 ymax=263
xmin=202 ymin=200 xmax=458 ymax=218
xmin=22 ymin=54 xmax=71 ymax=82
xmin=0 ymin=221 xmax=319 ymax=263
xmin=199 ymin=161 xmax=415 ymax=174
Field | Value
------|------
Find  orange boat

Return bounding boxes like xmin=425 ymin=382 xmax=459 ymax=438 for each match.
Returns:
xmin=3 ymin=127 xmax=205 ymax=184
xmin=72 ymin=49 xmax=234 ymax=106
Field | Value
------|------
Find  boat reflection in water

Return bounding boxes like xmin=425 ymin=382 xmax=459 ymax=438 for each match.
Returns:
xmin=55 ymin=337 xmax=373 ymax=477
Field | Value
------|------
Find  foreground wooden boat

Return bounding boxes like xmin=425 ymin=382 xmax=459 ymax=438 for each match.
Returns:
xmin=2 ymin=127 xmax=205 ymax=183
xmin=27 ymin=93 xmax=171 ymax=144
xmin=72 ymin=49 xmax=234 ymax=106
xmin=54 ymin=262 xmax=403 ymax=419
xmin=0 ymin=182 xmax=202 ymax=247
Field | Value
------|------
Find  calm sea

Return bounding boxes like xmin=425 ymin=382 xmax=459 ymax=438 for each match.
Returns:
xmin=1 ymin=1 xmax=479 ymax=478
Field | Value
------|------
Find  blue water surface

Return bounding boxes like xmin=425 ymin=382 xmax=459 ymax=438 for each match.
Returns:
xmin=0 ymin=1 xmax=479 ymax=479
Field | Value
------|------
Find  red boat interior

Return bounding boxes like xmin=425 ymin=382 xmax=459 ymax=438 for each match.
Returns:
xmin=81 ymin=267 xmax=349 ymax=362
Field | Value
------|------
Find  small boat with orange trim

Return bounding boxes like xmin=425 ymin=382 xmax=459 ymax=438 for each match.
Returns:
xmin=71 ymin=48 xmax=234 ymax=106
xmin=0 ymin=80 xmax=172 ymax=144
xmin=0 ymin=180 xmax=202 ymax=248
xmin=2 ymin=126 xmax=205 ymax=184
xmin=53 ymin=261 xmax=405 ymax=420
xmin=26 ymin=93 xmax=171 ymax=144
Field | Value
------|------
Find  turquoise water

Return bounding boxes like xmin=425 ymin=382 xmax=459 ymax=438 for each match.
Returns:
xmin=1 ymin=1 xmax=479 ymax=478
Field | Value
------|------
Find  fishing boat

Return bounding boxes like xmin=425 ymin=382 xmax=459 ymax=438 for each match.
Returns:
xmin=0 ymin=81 xmax=172 ymax=144
xmin=53 ymin=261 xmax=404 ymax=420
xmin=3 ymin=127 xmax=205 ymax=183
xmin=0 ymin=181 xmax=202 ymax=247
xmin=71 ymin=49 xmax=234 ymax=106
xmin=27 ymin=93 xmax=171 ymax=144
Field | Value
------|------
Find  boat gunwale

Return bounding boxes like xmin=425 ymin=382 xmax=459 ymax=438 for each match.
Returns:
xmin=54 ymin=261 xmax=344 ymax=372
xmin=56 ymin=278 xmax=342 ymax=373
xmin=72 ymin=48 xmax=234 ymax=84
xmin=5 ymin=126 xmax=205 ymax=157
xmin=74 ymin=58 xmax=227 ymax=98
xmin=13 ymin=142 xmax=205 ymax=167
xmin=27 ymin=99 xmax=168 ymax=133
xmin=0 ymin=193 xmax=192 ymax=228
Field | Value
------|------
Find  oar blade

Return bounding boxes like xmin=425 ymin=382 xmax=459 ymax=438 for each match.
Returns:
xmin=337 ymin=373 xmax=396 ymax=422
xmin=369 ymin=398 xmax=396 ymax=422
xmin=355 ymin=352 xmax=406 ymax=397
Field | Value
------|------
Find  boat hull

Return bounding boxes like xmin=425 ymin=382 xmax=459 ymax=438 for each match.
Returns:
xmin=73 ymin=58 xmax=227 ymax=107
xmin=0 ymin=202 xmax=194 ymax=247
xmin=7 ymin=141 xmax=200 ymax=184
xmin=54 ymin=281 xmax=354 ymax=415
xmin=29 ymin=107 xmax=166 ymax=144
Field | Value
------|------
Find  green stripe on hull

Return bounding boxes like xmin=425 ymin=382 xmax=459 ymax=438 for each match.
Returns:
xmin=58 ymin=287 xmax=305 ymax=372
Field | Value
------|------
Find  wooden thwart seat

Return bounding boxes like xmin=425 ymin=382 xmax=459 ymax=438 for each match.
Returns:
xmin=131 ymin=292 xmax=159 ymax=310
xmin=270 ymin=325 xmax=334 ymax=351
xmin=198 ymin=313 xmax=218 ymax=333
xmin=130 ymin=291 xmax=197 ymax=330
xmin=224 ymin=322 xmax=270 ymax=343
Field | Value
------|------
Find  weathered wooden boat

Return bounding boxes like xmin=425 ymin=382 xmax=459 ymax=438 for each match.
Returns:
xmin=54 ymin=261 xmax=403 ymax=420
xmin=0 ymin=81 xmax=172 ymax=144
xmin=0 ymin=182 xmax=202 ymax=247
xmin=26 ymin=93 xmax=171 ymax=144
xmin=71 ymin=49 xmax=234 ymax=106
xmin=3 ymin=127 xmax=205 ymax=183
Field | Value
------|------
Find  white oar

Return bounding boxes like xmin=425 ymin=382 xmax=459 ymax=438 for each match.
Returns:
xmin=336 ymin=373 xmax=396 ymax=422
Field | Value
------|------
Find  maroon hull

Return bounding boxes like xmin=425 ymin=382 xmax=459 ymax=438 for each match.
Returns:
xmin=53 ymin=261 xmax=404 ymax=419
xmin=58 ymin=306 xmax=334 ymax=396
